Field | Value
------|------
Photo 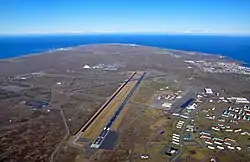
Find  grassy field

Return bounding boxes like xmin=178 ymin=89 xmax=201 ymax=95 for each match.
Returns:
xmin=112 ymin=102 xmax=132 ymax=131
xmin=150 ymin=118 xmax=169 ymax=130
xmin=112 ymin=72 xmax=145 ymax=130
xmin=131 ymin=81 xmax=155 ymax=106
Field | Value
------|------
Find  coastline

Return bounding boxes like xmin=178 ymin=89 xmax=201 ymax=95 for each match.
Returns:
xmin=1 ymin=43 xmax=248 ymax=68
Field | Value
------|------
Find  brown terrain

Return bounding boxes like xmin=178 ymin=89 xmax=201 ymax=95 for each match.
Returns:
xmin=0 ymin=44 xmax=250 ymax=162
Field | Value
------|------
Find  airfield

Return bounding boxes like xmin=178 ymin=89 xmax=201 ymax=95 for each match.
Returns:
xmin=73 ymin=71 xmax=146 ymax=149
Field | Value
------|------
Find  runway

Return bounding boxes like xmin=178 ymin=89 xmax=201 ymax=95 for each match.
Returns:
xmin=91 ymin=72 xmax=146 ymax=149
xmin=72 ymin=72 xmax=137 ymax=146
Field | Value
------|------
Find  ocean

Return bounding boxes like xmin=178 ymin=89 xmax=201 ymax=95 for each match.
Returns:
xmin=0 ymin=34 xmax=250 ymax=65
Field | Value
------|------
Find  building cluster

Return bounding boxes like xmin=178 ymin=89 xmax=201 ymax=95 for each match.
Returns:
xmin=164 ymin=147 xmax=178 ymax=157
xmin=172 ymin=133 xmax=180 ymax=146
xmin=186 ymin=103 xmax=197 ymax=110
xmin=204 ymin=88 xmax=213 ymax=95
xmin=172 ymin=113 xmax=189 ymax=119
xmin=183 ymin=133 xmax=192 ymax=141
xmin=199 ymin=131 xmax=242 ymax=151
xmin=169 ymin=86 xmax=249 ymax=153
xmin=222 ymin=105 xmax=250 ymax=122
xmin=186 ymin=124 xmax=195 ymax=132
xmin=55 ymin=47 xmax=72 ymax=51
xmin=157 ymin=90 xmax=183 ymax=109
xmin=83 ymin=62 xmax=124 ymax=71
xmin=210 ymin=122 xmax=250 ymax=136
xmin=227 ymin=97 xmax=250 ymax=104
xmin=176 ymin=120 xmax=184 ymax=129
xmin=196 ymin=87 xmax=250 ymax=152
xmin=211 ymin=123 xmax=231 ymax=131
xmin=14 ymin=71 xmax=45 ymax=80
xmin=171 ymin=91 xmax=197 ymax=119
xmin=185 ymin=60 xmax=250 ymax=75
xmin=140 ymin=154 xmax=149 ymax=160
xmin=206 ymin=114 xmax=215 ymax=120
xmin=218 ymin=97 xmax=229 ymax=103
xmin=201 ymin=88 xmax=250 ymax=124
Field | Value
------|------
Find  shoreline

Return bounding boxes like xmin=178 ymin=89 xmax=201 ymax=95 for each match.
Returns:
xmin=0 ymin=43 xmax=249 ymax=67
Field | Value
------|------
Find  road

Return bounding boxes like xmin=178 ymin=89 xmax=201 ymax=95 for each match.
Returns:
xmin=47 ymin=101 xmax=70 ymax=162
xmin=170 ymin=120 xmax=187 ymax=162
xmin=171 ymin=98 xmax=200 ymax=162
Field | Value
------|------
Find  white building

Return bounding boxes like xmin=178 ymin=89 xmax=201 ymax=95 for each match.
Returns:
xmin=172 ymin=141 xmax=180 ymax=145
xmin=187 ymin=103 xmax=197 ymax=110
xmin=162 ymin=102 xmax=172 ymax=108
xmin=227 ymin=146 xmax=235 ymax=150
xmin=214 ymin=141 xmax=222 ymax=145
xmin=212 ymin=127 xmax=220 ymax=131
xmin=172 ymin=113 xmax=180 ymax=116
xmin=224 ymin=142 xmax=231 ymax=146
xmin=83 ymin=65 xmax=91 ymax=69
xmin=173 ymin=134 xmax=180 ymax=137
xmin=180 ymin=115 xmax=189 ymax=119
xmin=200 ymin=132 xmax=211 ymax=136
xmin=172 ymin=136 xmax=179 ymax=140
xmin=172 ymin=138 xmax=180 ymax=143
xmin=205 ymin=141 xmax=213 ymax=145
xmin=208 ymin=146 xmax=215 ymax=150
xmin=236 ymin=147 xmax=241 ymax=151
xmin=227 ymin=97 xmax=250 ymax=104
xmin=234 ymin=128 xmax=242 ymax=133
xmin=140 ymin=154 xmax=149 ymax=160
xmin=204 ymin=88 xmax=213 ymax=94
xmin=217 ymin=146 xmax=224 ymax=150
xmin=225 ymin=129 xmax=233 ymax=132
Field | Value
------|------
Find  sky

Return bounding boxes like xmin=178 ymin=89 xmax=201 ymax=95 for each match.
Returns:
xmin=0 ymin=0 xmax=250 ymax=35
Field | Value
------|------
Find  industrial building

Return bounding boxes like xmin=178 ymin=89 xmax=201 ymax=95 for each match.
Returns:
xmin=204 ymin=88 xmax=213 ymax=95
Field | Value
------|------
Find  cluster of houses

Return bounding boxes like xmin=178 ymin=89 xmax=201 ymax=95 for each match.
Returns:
xmin=206 ymin=114 xmax=216 ymax=120
xmin=176 ymin=120 xmax=184 ymax=129
xmin=158 ymin=90 xmax=183 ymax=101
xmin=172 ymin=133 xmax=180 ymax=146
xmin=172 ymin=113 xmax=189 ymax=119
xmin=210 ymin=123 xmax=250 ymax=137
xmin=186 ymin=124 xmax=195 ymax=132
xmin=217 ymin=97 xmax=249 ymax=104
xmin=193 ymin=88 xmax=250 ymax=152
xmin=158 ymin=90 xmax=183 ymax=109
xmin=186 ymin=103 xmax=197 ymax=110
xmin=222 ymin=105 xmax=250 ymax=122
xmin=185 ymin=60 xmax=250 ymax=75
xmin=227 ymin=97 xmax=250 ymax=104
xmin=199 ymin=131 xmax=242 ymax=151
xmin=83 ymin=62 xmax=124 ymax=71
xmin=164 ymin=147 xmax=178 ymax=157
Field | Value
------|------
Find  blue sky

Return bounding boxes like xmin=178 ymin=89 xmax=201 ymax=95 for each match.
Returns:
xmin=1 ymin=0 xmax=250 ymax=35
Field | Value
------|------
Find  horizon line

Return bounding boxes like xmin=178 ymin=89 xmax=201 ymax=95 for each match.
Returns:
xmin=1 ymin=32 xmax=250 ymax=37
